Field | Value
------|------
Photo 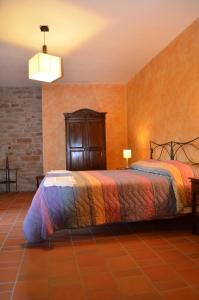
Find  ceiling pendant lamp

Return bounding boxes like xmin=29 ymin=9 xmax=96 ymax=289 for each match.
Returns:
xmin=29 ymin=25 xmax=62 ymax=83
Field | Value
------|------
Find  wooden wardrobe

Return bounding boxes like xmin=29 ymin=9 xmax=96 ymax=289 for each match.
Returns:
xmin=64 ymin=109 xmax=106 ymax=171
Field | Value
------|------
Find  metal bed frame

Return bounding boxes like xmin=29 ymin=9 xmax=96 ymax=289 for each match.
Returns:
xmin=150 ymin=137 xmax=199 ymax=164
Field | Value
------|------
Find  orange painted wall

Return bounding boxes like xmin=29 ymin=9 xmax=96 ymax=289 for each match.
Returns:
xmin=42 ymin=84 xmax=127 ymax=172
xmin=127 ymin=19 xmax=199 ymax=162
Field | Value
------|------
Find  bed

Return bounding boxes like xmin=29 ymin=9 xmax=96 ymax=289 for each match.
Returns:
xmin=23 ymin=138 xmax=199 ymax=243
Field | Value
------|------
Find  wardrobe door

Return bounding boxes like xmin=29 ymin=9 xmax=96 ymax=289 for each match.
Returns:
xmin=86 ymin=119 xmax=106 ymax=170
xmin=65 ymin=109 xmax=106 ymax=171
xmin=66 ymin=121 xmax=87 ymax=170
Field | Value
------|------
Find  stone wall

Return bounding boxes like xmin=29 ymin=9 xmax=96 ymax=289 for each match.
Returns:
xmin=0 ymin=87 xmax=43 ymax=192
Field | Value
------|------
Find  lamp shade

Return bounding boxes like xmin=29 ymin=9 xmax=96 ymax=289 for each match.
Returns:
xmin=29 ymin=52 xmax=61 ymax=83
xmin=123 ymin=149 xmax=132 ymax=159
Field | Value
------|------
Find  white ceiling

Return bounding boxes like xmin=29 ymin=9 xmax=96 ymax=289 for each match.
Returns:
xmin=0 ymin=0 xmax=199 ymax=86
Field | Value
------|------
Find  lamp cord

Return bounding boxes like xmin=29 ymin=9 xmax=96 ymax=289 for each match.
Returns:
xmin=42 ymin=31 xmax=47 ymax=53
xmin=40 ymin=25 xmax=49 ymax=54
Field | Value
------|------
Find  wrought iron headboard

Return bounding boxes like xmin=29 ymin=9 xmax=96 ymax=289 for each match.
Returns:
xmin=172 ymin=137 xmax=199 ymax=164
xmin=150 ymin=137 xmax=199 ymax=163
xmin=150 ymin=141 xmax=172 ymax=160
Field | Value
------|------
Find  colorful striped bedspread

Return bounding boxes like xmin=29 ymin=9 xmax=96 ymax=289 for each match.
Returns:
xmin=23 ymin=160 xmax=199 ymax=242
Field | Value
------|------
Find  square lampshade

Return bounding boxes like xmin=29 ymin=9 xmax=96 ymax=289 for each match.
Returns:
xmin=123 ymin=149 xmax=132 ymax=159
xmin=29 ymin=52 xmax=61 ymax=83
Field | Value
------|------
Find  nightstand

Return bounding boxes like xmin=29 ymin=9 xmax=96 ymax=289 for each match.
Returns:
xmin=189 ymin=178 xmax=199 ymax=234
xmin=36 ymin=175 xmax=45 ymax=189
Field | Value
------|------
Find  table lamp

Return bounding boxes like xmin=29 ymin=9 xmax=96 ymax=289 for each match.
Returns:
xmin=123 ymin=149 xmax=132 ymax=168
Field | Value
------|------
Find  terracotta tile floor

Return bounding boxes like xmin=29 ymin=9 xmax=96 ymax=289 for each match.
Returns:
xmin=0 ymin=193 xmax=199 ymax=300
